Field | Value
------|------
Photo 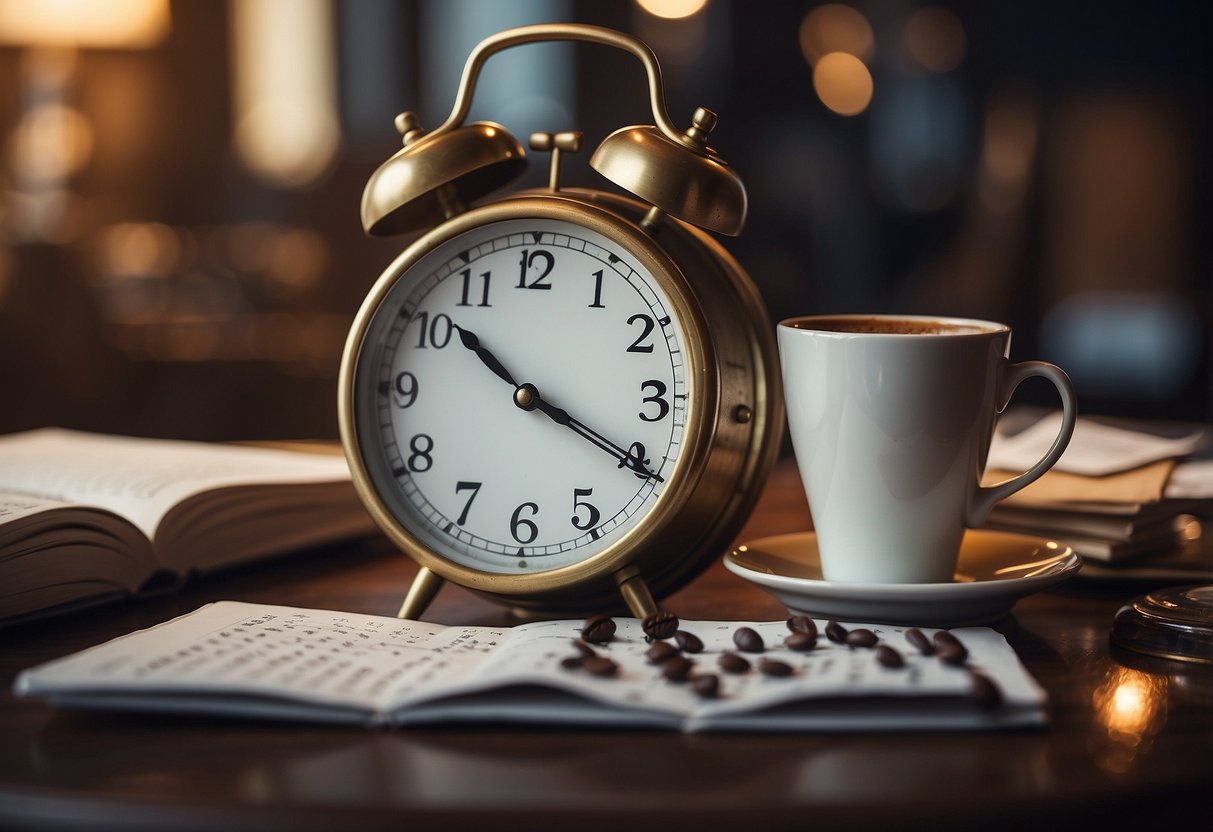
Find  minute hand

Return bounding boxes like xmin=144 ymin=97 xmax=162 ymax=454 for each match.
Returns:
xmin=517 ymin=384 xmax=664 ymax=483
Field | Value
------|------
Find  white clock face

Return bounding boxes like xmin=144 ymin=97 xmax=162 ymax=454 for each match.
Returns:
xmin=352 ymin=215 xmax=692 ymax=574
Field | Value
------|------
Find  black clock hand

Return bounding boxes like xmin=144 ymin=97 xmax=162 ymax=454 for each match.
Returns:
xmin=455 ymin=325 xmax=516 ymax=387
xmin=455 ymin=324 xmax=663 ymax=482
xmin=514 ymin=383 xmax=665 ymax=483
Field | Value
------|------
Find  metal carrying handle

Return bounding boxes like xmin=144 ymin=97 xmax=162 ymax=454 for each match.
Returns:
xmin=432 ymin=23 xmax=681 ymax=143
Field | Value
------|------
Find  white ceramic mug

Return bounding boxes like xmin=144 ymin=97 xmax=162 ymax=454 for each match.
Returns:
xmin=777 ymin=314 xmax=1077 ymax=584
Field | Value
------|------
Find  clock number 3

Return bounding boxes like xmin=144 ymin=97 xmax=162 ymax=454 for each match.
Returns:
xmin=639 ymin=379 xmax=670 ymax=422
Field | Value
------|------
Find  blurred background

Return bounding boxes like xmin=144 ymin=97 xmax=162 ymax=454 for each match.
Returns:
xmin=0 ymin=0 xmax=1209 ymax=441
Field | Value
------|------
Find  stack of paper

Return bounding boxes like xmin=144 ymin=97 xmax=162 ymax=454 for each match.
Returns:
xmin=983 ymin=413 xmax=1212 ymax=564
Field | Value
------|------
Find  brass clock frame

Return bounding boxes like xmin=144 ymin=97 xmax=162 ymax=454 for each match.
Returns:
xmin=339 ymin=23 xmax=784 ymax=620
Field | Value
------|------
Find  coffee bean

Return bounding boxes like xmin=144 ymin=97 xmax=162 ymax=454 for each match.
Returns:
xmin=784 ymin=631 xmax=817 ymax=652
xmin=581 ymin=615 xmax=616 ymax=644
xmin=786 ymin=615 xmax=817 ymax=638
xmin=905 ymin=628 xmax=933 ymax=656
xmin=845 ymin=628 xmax=878 ymax=648
xmin=560 ymin=655 xmax=583 ymax=670
xmin=933 ymin=631 xmax=969 ymax=665
xmin=757 ymin=658 xmax=794 ymax=677
xmin=660 ymin=655 xmax=694 ymax=682
xmin=582 ymin=656 xmax=618 ymax=677
xmin=968 ymin=672 xmax=1002 ymax=709
xmin=674 ymin=630 xmax=704 ymax=654
xmin=570 ymin=639 xmax=597 ymax=657
xmin=645 ymin=640 xmax=679 ymax=664
xmin=936 ymin=642 xmax=969 ymax=666
xmin=643 ymin=610 xmax=679 ymax=640
xmin=732 ymin=626 xmax=765 ymax=653
xmin=690 ymin=673 xmax=720 ymax=699
xmin=825 ymin=621 xmax=848 ymax=643
xmin=875 ymin=644 xmax=904 ymax=668
xmin=718 ymin=652 xmax=751 ymax=674
xmin=932 ymin=629 xmax=963 ymax=650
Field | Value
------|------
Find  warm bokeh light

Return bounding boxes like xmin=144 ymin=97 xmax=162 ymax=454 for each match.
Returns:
xmin=231 ymin=0 xmax=340 ymax=189
xmin=799 ymin=3 xmax=874 ymax=65
xmin=0 ymin=0 xmax=169 ymax=47
xmin=1093 ymin=667 xmax=1167 ymax=775
xmin=904 ymin=6 xmax=966 ymax=73
xmin=635 ymin=0 xmax=709 ymax=20
xmin=812 ymin=51 xmax=873 ymax=116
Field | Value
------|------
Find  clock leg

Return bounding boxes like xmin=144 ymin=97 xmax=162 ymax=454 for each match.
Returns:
xmin=615 ymin=567 xmax=658 ymax=619
xmin=397 ymin=567 xmax=445 ymax=619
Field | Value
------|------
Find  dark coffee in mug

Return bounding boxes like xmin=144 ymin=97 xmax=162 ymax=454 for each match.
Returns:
xmin=787 ymin=317 xmax=992 ymax=336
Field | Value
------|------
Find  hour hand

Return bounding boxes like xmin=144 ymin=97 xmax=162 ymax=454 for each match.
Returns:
xmin=455 ymin=325 xmax=515 ymax=387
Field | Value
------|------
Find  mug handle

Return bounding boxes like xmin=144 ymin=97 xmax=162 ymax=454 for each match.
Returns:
xmin=966 ymin=360 xmax=1077 ymax=527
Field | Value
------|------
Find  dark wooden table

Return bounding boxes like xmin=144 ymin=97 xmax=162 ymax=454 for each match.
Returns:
xmin=2 ymin=461 xmax=1211 ymax=831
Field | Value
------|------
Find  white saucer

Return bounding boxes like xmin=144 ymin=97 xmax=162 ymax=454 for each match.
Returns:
xmin=724 ymin=529 xmax=1080 ymax=627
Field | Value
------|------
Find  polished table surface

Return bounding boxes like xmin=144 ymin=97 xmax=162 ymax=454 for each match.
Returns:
xmin=1 ymin=461 xmax=1211 ymax=831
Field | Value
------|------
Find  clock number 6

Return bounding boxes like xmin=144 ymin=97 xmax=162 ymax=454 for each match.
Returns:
xmin=510 ymin=502 xmax=540 ymax=544
xmin=639 ymin=379 xmax=670 ymax=422
xmin=571 ymin=487 xmax=601 ymax=531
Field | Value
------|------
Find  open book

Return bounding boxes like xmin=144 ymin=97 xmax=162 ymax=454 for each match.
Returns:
xmin=0 ymin=429 xmax=378 ymax=626
xmin=15 ymin=601 xmax=1048 ymax=732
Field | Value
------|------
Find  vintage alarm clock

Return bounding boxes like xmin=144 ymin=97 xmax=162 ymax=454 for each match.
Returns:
xmin=338 ymin=23 xmax=783 ymax=620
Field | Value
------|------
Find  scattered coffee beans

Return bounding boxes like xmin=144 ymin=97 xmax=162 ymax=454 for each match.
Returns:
xmin=674 ymin=630 xmax=704 ymax=653
xmin=732 ymin=626 xmax=765 ymax=653
xmin=757 ymin=658 xmax=794 ymax=677
xmin=968 ymin=671 xmax=1002 ymax=709
xmin=660 ymin=655 xmax=694 ymax=682
xmin=582 ymin=656 xmax=619 ymax=677
xmin=581 ymin=615 xmax=616 ymax=644
xmin=786 ymin=615 xmax=817 ymax=638
xmin=718 ymin=652 xmax=751 ymax=674
xmin=690 ymin=673 xmax=720 ymax=699
xmin=560 ymin=655 xmax=583 ymax=670
xmin=570 ymin=639 xmax=596 ymax=657
xmin=874 ymin=644 xmax=904 ymax=668
xmin=645 ymin=641 xmax=679 ymax=664
xmin=643 ymin=610 xmax=679 ymax=640
xmin=845 ymin=628 xmax=878 ymax=648
xmin=905 ymin=628 xmax=933 ymax=656
xmin=784 ymin=631 xmax=817 ymax=652
xmin=825 ymin=621 xmax=848 ymax=643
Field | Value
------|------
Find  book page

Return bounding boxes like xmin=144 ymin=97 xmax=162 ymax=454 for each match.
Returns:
xmin=988 ymin=413 xmax=1203 ymax=477
xmin=0 ymin=429 xmax=353 ymax=538
xmin=0 ymin=491 xmax=75 ymax=524
xmin=15 ymin=602 xmax=508 ymax=716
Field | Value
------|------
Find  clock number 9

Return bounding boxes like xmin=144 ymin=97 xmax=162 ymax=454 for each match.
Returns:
xmin=392 ymin=371 xmax=418 ymax=408
xmin=639 ymin=380 xmax=670 ymax=422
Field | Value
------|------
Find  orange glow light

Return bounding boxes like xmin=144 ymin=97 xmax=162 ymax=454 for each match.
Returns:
xmin=813 ymin=51 xmax=873 ymax=116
